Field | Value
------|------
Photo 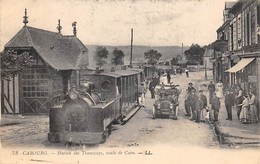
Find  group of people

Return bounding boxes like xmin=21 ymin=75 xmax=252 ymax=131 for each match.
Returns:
xmin=208 ymin=81 xmax=259 ymax=124
xmin=184 ymin=83 xmax=218 ymax=123
xmin=140 ymin=74 xmax=259 ymax=124
xmin=138 ymin=75 xmax=160 ymax=104
xmin=224 ymin=85 xmax=259 ymax=124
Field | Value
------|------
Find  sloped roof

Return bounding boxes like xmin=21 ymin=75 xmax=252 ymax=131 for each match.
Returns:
xmin=5 ymin=26 xmax=88 ymax=70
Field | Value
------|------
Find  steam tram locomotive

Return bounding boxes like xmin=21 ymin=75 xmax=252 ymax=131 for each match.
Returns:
xmin=48 ymin=68 xmax=144 ymax=144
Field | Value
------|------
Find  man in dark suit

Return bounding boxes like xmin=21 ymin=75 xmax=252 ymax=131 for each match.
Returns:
xmin=184 ymin=89 xmax=191 ymax=117
xmin=189 ymin=88 xmax=198 ymax=121
xmin=195 ymin=96 xmax=203 ymax=123
xmin=211 ymin=93 xmax=221 ymax=122
xmin=149 ymin=77 xmax=156 ymax=99
xmin=199 ymin=90 xmax=208 ymax=108
xmin=225 ymin=90 xmax=235 ymax=120
xmin=167 ymin=72 xmax=171 ymax=84
xmin=199 ymin=90 xmax=208 ymax=122
xmin=208 ymin=81 xmax=215 ymax=104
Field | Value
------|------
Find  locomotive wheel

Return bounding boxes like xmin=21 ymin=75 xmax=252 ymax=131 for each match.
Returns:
xmin=152 ymin=107 xmax=156 ymax=119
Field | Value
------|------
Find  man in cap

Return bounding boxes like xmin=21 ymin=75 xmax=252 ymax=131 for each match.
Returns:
xmin=187 ymin=82 xmax=195 ymax=94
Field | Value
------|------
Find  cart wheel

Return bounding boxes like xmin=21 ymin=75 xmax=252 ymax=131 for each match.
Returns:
xmin=152 ymin=107 xmax=156 ymax=119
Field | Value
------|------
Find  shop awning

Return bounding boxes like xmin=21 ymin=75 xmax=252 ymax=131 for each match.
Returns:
xmin=225 ymin=58 xmax=255 ymax=73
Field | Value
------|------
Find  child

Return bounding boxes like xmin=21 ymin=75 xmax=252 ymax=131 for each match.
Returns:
xmin=138 ymin=82 xmax=147 ymax=105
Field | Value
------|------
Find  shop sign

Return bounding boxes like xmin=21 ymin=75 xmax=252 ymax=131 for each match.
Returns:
xmin=248 ymin=75 xmax=257 ymax=82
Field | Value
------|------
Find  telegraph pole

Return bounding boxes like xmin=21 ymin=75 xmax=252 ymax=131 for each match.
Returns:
xmin=182 ymin=43 xmax=183 ymax=56
xmin=205 ymin=60 xmax=207 ymax=80
xmin=130 ymin=28 xmax=133 ymax=66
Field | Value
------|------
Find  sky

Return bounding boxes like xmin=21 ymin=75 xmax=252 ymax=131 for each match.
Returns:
xmin=0 ymin=0 xmax=234 ymax=50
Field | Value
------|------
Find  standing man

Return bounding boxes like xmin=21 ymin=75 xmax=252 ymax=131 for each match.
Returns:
xmin=167 ymin=72 xmax=171 ymax=84
xmin=189 ymin=89 xmax=198 ymax=121
xmin=211 ymin=93 xmax=221 ymax=122
xmin=195 ymin=96 xmax=203 ymax=123
xmin=199 ymin=90 xmax=208 ymax=122
xmin=208 ymin=81 xmax=215 ymax=104
xmin=184 ymin=89 xmax=191 ymax=117
xmin=149 ymin=76 xmax=156 ymax=99
xmin=185 ymin=68 xmax=189 ymax=77
xmin=225 ymin=89 xmax=234 ymax=121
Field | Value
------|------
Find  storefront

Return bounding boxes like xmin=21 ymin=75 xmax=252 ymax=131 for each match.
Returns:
xmin=226 ymin=58 xmax=255 ymax=90
xmin=226 ymin=57 xmax=259 ymax=119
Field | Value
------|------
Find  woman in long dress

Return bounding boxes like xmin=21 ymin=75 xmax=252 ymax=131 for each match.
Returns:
xmin=249 ymin=92 xmax=259 ymax=123
xmin=216 ymin=81 xmax=223 ymax=99
xmin=238 ymin=95 xmax=250 ymax=124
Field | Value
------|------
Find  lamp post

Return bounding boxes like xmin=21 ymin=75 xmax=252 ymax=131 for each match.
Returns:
xmin=205 ymin=60 xmax=207 ymax=80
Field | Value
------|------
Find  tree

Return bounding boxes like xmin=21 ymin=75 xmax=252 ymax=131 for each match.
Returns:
xmin=176 ymin=55 xmax=182 ymax=61
xmin=95 ymin=46 xmax=109 ymax=67
xmin=111 ymin=48 xmax=125 ymax=65
xmin=0 ymin=50 xmax=33 ymax=80
xmin=184 ymin=44 xmax=205 ymax=65
xmin=171 ymin=57 xmax=178 ymax=65
xmin=144 ymin=49 xmax=162 ymax=65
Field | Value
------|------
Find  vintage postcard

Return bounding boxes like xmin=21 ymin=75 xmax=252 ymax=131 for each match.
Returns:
xmin=0 ymin=0 xmax=260 ymax=163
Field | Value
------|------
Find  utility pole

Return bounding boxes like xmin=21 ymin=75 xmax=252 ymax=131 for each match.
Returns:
xmin=205 ymin=60 xmax=207 ymax=80
xmin=182 ymin=43 xmax=183 ymax=56
xmin=130 ymin=28 xmax=133 ymax=67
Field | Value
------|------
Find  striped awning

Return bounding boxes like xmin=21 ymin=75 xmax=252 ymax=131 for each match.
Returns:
xmin=225 ymin=58 xmax=255 ymax=73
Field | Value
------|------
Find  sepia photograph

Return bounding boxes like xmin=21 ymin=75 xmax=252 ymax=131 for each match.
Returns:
xmin=0 ymin=0 xmax=260 ymax=163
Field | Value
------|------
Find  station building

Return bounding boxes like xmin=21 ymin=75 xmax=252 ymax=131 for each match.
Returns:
xmin=1 ymin=10 xmax=88 ymax=115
